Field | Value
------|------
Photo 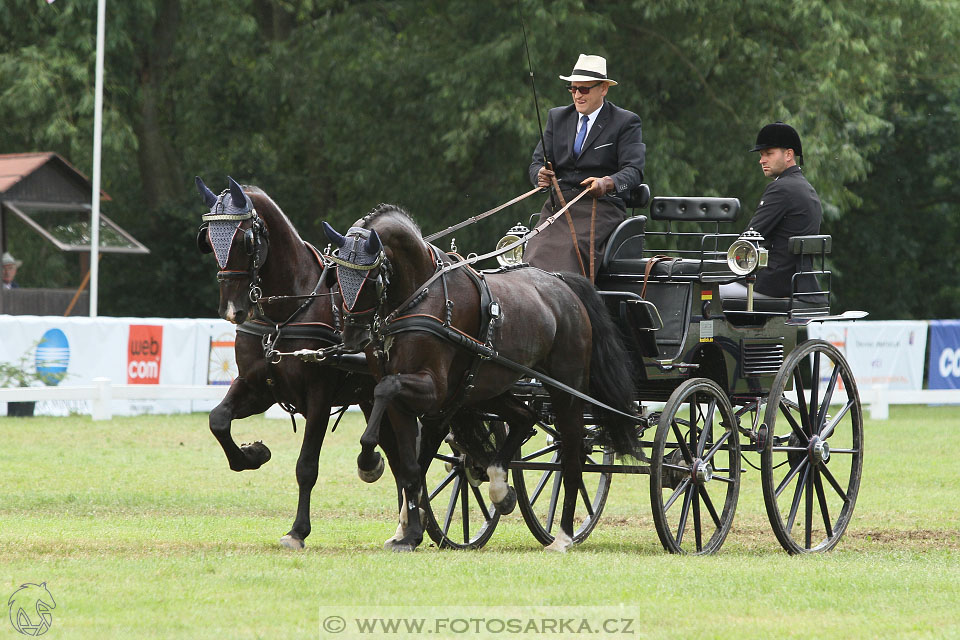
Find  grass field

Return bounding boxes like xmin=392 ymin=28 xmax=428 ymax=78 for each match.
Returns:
xmin=1 ymin=405 xmax=958 ymax=639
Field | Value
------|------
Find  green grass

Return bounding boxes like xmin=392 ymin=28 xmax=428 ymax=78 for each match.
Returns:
xmin=1 ymin=406 xmax=958 ymax=639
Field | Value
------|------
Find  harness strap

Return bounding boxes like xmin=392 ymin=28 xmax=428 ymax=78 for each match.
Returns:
xmin=424 ymin=186 xmax=542 ymax=243
xmin=641 ymin=255 xmax=675 ymax=299
xmin=381 ymin=315 xmax=638 ymax=422
xmin=589 ymin=197 xmax=597 ymax=283
xmin=551 ymin=176 xmax=587 ymax=278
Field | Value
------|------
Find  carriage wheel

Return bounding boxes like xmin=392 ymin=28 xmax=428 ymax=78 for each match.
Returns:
xmin=761 ymin=339 xmax=863 ymax=554
xmin=512 ymin=423 xmax=614 ymax=546
xmin=420 ymin=419 xmax=504 ymax=550
xmin=650 ymin=377 xmax=741 ymax=555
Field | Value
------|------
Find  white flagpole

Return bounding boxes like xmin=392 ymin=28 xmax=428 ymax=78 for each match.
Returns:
xmin=89 ymin=0 xmax=106 ymax=317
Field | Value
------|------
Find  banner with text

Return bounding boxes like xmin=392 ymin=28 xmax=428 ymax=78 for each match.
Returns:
xmin=928 ymin=320 xmax=960 ymax=390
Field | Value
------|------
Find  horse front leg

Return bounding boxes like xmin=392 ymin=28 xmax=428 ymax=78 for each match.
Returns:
xmin=279 ymin=402 xmax=331 ymax=550
xmin=544 ymin=396 xmax=584 ymax=553
xmin=209 ymin=376 xmax=274 ymax=471
xmin=365 ymin=373 xmax=445 ymax=552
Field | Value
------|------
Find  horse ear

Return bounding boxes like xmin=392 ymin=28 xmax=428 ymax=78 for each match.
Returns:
xmin=227 ymin=176 xmax=246 ymax=208
xmin=195 ymin=176 xmax=217 ymax=208
xmin=365 ymin=230 xmax=382 ymax=255
xmin=322 ymin=221 xmax=346 ymax=248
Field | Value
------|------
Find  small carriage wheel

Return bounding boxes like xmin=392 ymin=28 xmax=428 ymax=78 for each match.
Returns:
xmin=761 ymin=339 xmax=863 ymax=554
xmin=650 ymin=377 xmax=741 ymax=555
xmin=420 ymin=419 xmax=504 ymax=550
xmin=512 ymin=423 xmax=614 ymax=546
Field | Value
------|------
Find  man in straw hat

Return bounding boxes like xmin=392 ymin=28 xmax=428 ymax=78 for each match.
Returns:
xmin=525 ymin=53 xmax=645 ymax=279
xmin=2 ymin=252 xmax=22 ymax=289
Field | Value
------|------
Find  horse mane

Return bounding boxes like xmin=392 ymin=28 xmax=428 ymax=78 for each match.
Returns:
xmin=244 ymin=185 xmax=304 ymax=244
xmin=360 ymin=203 xmax=421 ymax=235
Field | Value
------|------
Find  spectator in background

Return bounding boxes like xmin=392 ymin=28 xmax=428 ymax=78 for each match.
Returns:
xmin=2 ymin=252 xmax=22 ymax=289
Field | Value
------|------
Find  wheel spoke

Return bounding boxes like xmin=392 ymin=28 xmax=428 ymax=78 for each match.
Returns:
xmin=792 ymin=367 xmax=810 ymax=437
xmin=820 ymin=399 xmax=855 ymax=440
xmin=786 ymin=465 xmax=810 ymax=535
xmin=775 ymin=456 xmax=808 ymax=499
xmin=461 ymin=476 xmax=470 ymax=542
xmin=693 ymin=486 xmax=703 ymax=552
xmin=470 ymin=484 xmax=492 ymax=521
xmin=442 ymin=475 xmax=461 ymax=536
xmin=670 ymin=420 xmax=694 ymax=463
xmin=780 ymin=398 xmax=810 ymax=446
xmin=817 ymin=363 xmax=840 ymax=430
xmin=699 ymin=485 xmax=723 ymax=528
xmin=814 ymin=469 xmax=834 ymax=538
xmin=820 ymin=463 xmax=849 ymax=504
xmin=663 ymin=477 xmax=691 ymax=512
xmin=520 ymin=443 xmax=560 ymax=462
xmin=529 ymin=455 xmax=558 ymax=506
xmin=805 ymin=461 xmax=814 ymax=548
xmin=429 ymin=468 xmax=458 ymax=501
xmin=697 ymin=400 xmax=717 ymax=456
xmin=702 ymin=430 xmax=731 ymax=465
xmin=545 ymin=467 xmax=562 ymax=535
xmin=578 ymin=479 xmax=595 ymax=517
xmin=675 ymin=483 xmax=693 ymax=546
xmin=809 ymin=351 xmax=821 ymax=430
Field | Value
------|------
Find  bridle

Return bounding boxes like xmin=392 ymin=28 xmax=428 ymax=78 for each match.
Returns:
xmin=197 ymin=192 xmax=271 ymax=309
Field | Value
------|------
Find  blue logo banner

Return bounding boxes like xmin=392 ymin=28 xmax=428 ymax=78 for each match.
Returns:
xmin=928 ymin=320 xmax=960 ymax=389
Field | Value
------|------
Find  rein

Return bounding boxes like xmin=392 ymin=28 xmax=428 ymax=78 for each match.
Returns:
xmin=423 ymin=186 xmax=542 ymax=243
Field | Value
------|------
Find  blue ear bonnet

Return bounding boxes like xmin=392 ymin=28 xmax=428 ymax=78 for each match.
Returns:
xmin=337 ymin=227 xmax=381 ymax=310
xmin=197 ymin=176 xmax=256 ymax=269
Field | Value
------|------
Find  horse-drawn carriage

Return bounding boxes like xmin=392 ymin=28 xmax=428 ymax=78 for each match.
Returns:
xmin=197 ymin=177 xmax=865 ymax=556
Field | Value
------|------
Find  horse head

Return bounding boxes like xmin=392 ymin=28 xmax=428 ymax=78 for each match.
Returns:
xmin=323 ymin=220 xmax=386 ymax=351
xmin=196 ymin=176 xmax=271 ymax=324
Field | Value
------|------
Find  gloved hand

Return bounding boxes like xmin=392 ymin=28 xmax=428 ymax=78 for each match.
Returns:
xmin=581 ymin=176 xmax=614 ymax=197
xmin=536 ymin=165 xmax=556 ymax=188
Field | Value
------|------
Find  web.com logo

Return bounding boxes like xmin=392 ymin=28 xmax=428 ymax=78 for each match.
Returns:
xmin=938 ymin=348 xmax=960 ymax=378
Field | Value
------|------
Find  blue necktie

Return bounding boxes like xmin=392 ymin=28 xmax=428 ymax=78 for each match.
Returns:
xmin=574 ymin=115 xmax=589 ymax=155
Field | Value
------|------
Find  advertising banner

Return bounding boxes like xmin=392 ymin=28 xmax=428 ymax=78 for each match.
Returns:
xmin=928 ymin=320 xmax=960 ymax=390
xmin=807 ymin=320 xmax=927 ymax=391
xmin=0 ymin=315 xmax=235 ymax=416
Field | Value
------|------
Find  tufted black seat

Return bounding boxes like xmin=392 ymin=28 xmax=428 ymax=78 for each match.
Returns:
xmin=600 ymin=215 xmax=646 ymax=275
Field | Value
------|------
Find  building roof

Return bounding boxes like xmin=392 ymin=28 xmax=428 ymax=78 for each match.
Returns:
xmin=0 ymin=152 xmax=110 ymax=201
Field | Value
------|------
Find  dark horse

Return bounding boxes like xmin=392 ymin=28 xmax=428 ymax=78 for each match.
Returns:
xmin=196 ymin=177 xmax=410 ymax=550
xmin=323 ymin=204 xmax=639 ymax=552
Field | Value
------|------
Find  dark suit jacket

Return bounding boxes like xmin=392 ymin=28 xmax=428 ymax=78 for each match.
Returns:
xmin=529 ymin=101 xmax=645 ymax=209
xmin=747 ymin=165 xmax=822 ymax=297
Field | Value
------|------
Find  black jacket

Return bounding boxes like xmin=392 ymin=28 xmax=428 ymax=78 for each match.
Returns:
xmin=747 ymin=165 xmax=822 ymax=297
xmin=529 ymin=101 xmax=645 ymax=209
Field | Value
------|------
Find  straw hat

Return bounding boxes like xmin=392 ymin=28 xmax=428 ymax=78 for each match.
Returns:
xmin=1 ymin=252 xmax=22 ymax=268
xmin=559 ymin=54 xmax=618 ymax=86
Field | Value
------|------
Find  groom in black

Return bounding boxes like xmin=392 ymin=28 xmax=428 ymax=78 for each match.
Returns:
xmin=525 ymin=53 xmax=646 ymax=279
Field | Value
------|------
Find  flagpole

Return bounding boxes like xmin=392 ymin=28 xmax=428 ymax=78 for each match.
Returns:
xmin=89 ymin=0 xmax=106 ymax=317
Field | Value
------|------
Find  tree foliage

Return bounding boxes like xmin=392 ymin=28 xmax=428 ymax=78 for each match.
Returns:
xmin=0 ymin=0 xmax=958 ymax=318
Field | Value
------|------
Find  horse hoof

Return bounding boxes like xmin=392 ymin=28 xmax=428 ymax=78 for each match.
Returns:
xmin=494 ymin=486 xmax=517 ymax=515
xmin=279 ymin=535 xmax=305 ymax=550
xmin=384 ymin=540 xmax=416 ymax=553
xmin=357 ymin=453 xmax=385 ymax=483
xmin=544 ymin=531 xmax=573 ymax=553
xmin=240 ymin=441 xmax=272 ymax=469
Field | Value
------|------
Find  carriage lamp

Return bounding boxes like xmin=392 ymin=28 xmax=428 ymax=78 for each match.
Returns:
xmin=496 ymin=223 xmax=530 ymax=266
xmin=727 ymin=229 xmax=768 ymax=311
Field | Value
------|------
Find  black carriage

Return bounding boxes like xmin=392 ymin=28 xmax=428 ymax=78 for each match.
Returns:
xmin=421 ymin=191 xmax=865 ymax=555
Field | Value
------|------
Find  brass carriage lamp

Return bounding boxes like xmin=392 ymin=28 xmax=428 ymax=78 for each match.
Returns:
xmin=496 ymin=223 xmax=530 ymax=266
xmin=727 ymin=229 xmax=768 ymax=311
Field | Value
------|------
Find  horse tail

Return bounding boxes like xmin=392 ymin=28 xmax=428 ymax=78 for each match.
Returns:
xmin=562 ymin=274 xmax=640 ymax=458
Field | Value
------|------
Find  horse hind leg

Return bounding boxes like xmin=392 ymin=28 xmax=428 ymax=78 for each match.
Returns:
xmin=543 ymin=396 xmax=582 ymax=553
xmin=209 ymin=377 xmax=273 ymax=471
xmin=485 ymin=396 xmax=538 ymax=516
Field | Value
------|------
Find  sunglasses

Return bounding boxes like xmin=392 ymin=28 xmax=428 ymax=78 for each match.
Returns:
xmin=566 ymin=82 xmax=603 ymax=95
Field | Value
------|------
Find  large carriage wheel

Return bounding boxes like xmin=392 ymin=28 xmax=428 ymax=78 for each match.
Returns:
xmin=420 ymin=418 xmax=504 ymax=550
xmin=512 ymin=422 xmax=614 ymax=546
xmin=761 ymin=339 xmax=863 ymax=554
xmin=650 ymin=377 xmax=741 ymax=555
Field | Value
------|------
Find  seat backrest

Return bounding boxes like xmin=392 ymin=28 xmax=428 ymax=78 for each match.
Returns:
xmin=600 ymin=215 xmax=646 ymax=272
xmin=789 ymin=235 xmax=832 ymax=254
xmin=650 ymin=197 xmax=740 ymax=222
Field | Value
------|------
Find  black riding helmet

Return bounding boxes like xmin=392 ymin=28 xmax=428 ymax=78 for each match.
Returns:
xmin=750 ymin=122 xmax=803 ymax=165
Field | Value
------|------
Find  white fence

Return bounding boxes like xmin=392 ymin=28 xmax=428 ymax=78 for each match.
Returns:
xmin=3 ymin=380 xmax=960 ymax=421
